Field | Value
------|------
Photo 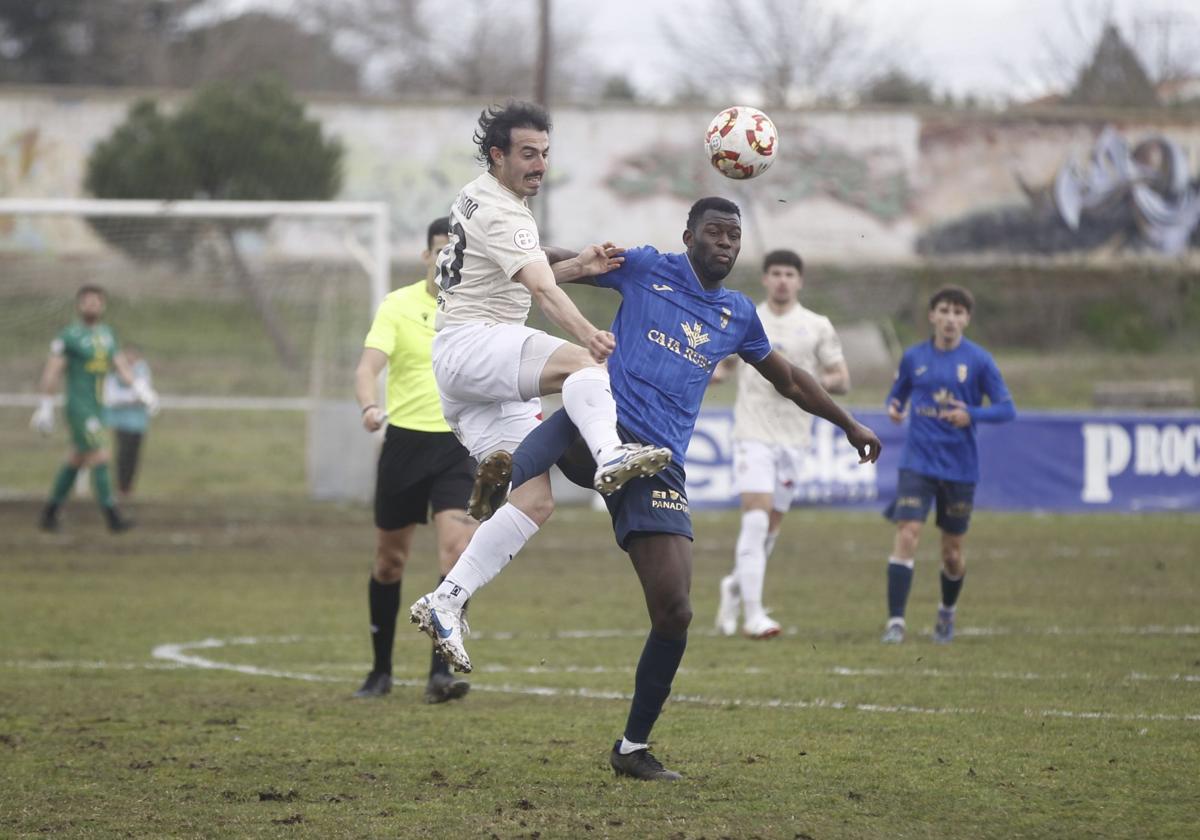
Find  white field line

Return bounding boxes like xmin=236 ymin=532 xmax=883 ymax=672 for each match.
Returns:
xmin=9 ymin=657 xmax=1198 ymax=685
xmin=465 ymin=625 xmax=1200 ymax=640
xmin=141 ymin=635 xmax=1200 ymax=724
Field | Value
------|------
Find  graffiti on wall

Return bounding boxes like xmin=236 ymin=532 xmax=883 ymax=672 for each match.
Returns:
xmin=919 ymin=126 xmax=1200 ymax=257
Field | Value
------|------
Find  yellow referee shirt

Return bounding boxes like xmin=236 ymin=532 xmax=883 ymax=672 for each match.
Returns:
xmin=363 ymin=281 xmax=449 ymax=432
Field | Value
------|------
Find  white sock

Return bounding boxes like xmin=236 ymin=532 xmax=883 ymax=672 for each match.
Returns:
xmin=764 ymin=529 xmax=780 ymax=559
xmin=434 ymin=505 xmax=539 ymax=607
xmin=619 ymin=736 xmax=649 ymax=755
xmin=735 ymin=509 xmax=770 ymax=622
xmin=561 ymin=366 xmax=622 ymax=465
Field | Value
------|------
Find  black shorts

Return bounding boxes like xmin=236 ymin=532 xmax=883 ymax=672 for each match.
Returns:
xmin=374 ymin=426 xmax=475 ymax=531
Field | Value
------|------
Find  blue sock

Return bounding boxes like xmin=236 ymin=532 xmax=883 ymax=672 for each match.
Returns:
xmin=940 ymin=571 xmax=964 ymax=609
xmin=623 ymin=631 xmax=687 ymax=744
xmin=887 ymin=560 xmax=914 ymax=620
xmin=511 ymin=409 xmax=585 ymax=489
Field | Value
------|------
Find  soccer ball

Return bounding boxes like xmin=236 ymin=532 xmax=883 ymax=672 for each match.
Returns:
xmin=705 ymin=106 xmax=778 ymax=180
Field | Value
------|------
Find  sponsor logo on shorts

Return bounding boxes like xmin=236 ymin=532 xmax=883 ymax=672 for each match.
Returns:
xmin=650 ymin=488 xmax=689 ymax=512
xmin=946 ymin=500 xmax=973 ymax=517
xmin=896 ymin=495 xmax=923 ymax=508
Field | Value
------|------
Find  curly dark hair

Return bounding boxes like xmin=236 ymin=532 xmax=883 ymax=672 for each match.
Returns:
xmin=686 ymin=196 xmax=741 ymax=231
xmin=474 ymin=101 xmax=552 ymax=169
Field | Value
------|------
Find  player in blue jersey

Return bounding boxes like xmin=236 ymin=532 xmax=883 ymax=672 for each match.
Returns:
xmin=880 ymin=285 xmax=1015 ymax=645
xmin=416 ymin=197 xmax=882 ymax=780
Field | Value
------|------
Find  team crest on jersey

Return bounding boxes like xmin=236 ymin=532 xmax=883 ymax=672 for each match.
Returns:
xmin=957 ymin=364 xmax=968 ymax=382
xmin=513 ymin=228 xmax=538 ymax=250
xmin=681 ymin=321 xmax=710 ymax=349
xmin=719 ymin=307 xmax=731 ymax=329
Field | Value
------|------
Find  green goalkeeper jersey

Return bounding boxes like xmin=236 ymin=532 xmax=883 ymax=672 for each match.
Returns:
xmin=52 ymin=321 xmax=119 ymax=415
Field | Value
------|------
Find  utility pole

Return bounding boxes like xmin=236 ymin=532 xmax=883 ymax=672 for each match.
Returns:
xmin=533 ymin=0 xmax=552 ymax=240
xmin=534 ymin=0 xmax=551 ymax=105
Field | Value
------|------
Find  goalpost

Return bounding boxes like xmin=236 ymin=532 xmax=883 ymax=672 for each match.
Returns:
xmin=0 ymin=198 xmax=391 ymax=501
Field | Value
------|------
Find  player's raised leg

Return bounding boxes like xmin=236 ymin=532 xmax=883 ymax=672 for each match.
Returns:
xmin=539 ymin=344 xmax=671 ymax=495
xmin=412 ymin=474 xmax=548 ymax=672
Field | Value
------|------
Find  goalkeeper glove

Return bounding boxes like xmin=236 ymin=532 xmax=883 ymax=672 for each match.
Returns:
xmin=30 ymin=397 xmax=55 ymax=435
xmin=132 ymin=379 xmax=161 ymax=417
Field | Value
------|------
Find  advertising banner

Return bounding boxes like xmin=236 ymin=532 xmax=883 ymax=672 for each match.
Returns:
xmin=685 ymin=410 xmax=1200 ymax=513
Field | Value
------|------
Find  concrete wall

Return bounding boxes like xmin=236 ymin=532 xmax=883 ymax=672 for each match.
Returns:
xmin=3 ymin=86 xmax=1200 ymax=262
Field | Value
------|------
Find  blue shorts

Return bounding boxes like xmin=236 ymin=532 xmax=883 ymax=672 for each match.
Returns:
xmin=603 ymin=430 xmax=693 ymax=552
xmin=883 ymin=469 xmax=975 ymax=535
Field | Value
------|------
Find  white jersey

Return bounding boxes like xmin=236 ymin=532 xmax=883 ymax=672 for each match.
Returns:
xmin=732 ymin=301 xmax=845 ymax=448
xmin=434 ymin=171 xmax=549 ymax=329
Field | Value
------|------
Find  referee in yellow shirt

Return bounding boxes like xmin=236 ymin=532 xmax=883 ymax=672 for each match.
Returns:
xmin=353 ymin=217 xmax=478 ymax=703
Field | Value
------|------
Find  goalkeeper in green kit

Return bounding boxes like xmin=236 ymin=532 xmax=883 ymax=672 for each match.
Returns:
xmin=31 ymin=285 xmax=158 ymax=533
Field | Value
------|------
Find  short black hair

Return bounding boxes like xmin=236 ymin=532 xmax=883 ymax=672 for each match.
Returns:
xmin=474 ymin=101 xmax=551 ymax=168
xmin=426 ymin=216 xmax=450 ymax=250
xmin=929 ymin=284 xmax=975 ymax=313
xmin=762 ymin=249 xmax=803 ymax=275
xmin=76 ymin=284 xmax=106 ymax=300
xmin=687 ymin=197 xmax=741 ymax=231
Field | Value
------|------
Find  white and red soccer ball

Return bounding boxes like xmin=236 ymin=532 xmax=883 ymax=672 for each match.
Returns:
xmin=705 ymin=106 xmax=778 ymax=180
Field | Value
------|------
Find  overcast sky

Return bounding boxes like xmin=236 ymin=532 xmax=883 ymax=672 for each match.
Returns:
xmin=224 ymin=0 xmax=1199 ymax=101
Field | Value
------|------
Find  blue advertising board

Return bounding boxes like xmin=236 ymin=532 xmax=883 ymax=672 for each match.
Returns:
xmin=684 ymin=409 xmax=1200 ymax=513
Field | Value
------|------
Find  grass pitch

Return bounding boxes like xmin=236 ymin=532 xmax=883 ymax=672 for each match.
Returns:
xmin=2 ymin=474 xmax=1198 ymax=838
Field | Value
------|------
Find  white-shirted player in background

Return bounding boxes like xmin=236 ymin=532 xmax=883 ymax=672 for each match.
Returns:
xmin=712 ymin=249 xmax=850 ymax=638
xmin=410 ymin=101 xmax=669 ymax=668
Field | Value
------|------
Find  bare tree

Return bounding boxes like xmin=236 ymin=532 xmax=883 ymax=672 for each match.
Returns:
xmin=1005 ymin=0 xmax=1200 ymax=103
xmin=301 ymin=0 xmax=595 ymax=101
xmin=658 ymin=0 xmax=872 ymax=107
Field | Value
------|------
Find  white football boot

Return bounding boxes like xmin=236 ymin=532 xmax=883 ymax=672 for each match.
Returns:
xmin=593 ymin=443 xmax=672 ymax=495
xmin=410 ymin=594 xmax=472 ymax=673
xmin=742 ymin=612 xmax=782 ymax=640
xmin=715 ymin=574 xmax=741 ymax=636
xmin=880 ymin=618 xmax=906 ymax=644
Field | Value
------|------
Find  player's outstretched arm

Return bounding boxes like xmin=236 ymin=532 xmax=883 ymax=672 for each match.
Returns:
xmin=516 ymin=260 xmax=615 ymax=362
xmin=751 ymin=350 xmax=882 ymax=463
xmin=548 ymin=243 xmax=625 ymax=286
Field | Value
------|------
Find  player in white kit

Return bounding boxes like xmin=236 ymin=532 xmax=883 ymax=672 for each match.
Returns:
xmin=712 ymin=250 xmax=850 ymax=638
xmin=410 ymin=102 xmax=669 ymax=668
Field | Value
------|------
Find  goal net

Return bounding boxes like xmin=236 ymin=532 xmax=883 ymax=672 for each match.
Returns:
xmin=0 ymin=199 xmax=390 ymax=500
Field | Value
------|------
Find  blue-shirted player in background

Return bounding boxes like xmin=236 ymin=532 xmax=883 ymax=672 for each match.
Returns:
xmin=460 ymin=197 xmax=882 ymax=780
xmin=881 ymin=285 xmax=1016 ymax=645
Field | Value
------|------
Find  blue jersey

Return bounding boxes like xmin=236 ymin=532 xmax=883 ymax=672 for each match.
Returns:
xmin=886 ymin=338 xmax=1014 ymax=483
xmin=594 ymin=246 xmax=772 ymax=464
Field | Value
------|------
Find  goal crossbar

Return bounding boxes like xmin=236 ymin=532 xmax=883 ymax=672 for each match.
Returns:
xmin=0 ymin=198 xmax=392 ymax=311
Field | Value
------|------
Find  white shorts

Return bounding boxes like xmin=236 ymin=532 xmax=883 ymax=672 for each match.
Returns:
xmin=432 ymin=321 xmax=565 ymax=460
xmin=732 ymin=438 xmax=806 ymax=512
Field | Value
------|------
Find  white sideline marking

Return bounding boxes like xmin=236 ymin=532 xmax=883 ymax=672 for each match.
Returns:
xmin=470 ymin=624 xmax=1200 ymax=640
xmin=10 ymin=657 xmax=1197 ymax=686
xmin=1 ymin=660 xmax=187 ymax=671
xmin=144 ymin=635 xmax=1200 ymax=724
